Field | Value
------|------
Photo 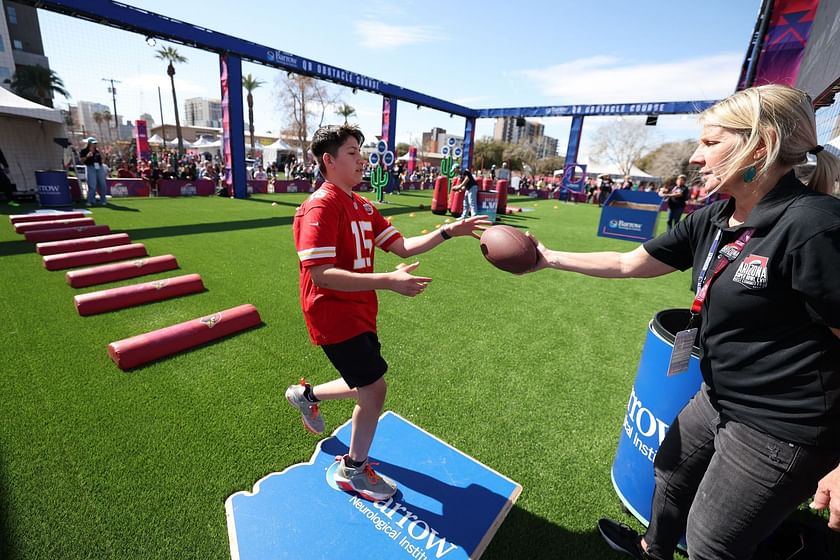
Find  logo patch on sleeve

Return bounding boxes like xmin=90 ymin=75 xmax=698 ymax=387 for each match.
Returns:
xmin=732 ymin=254 xmax=768 ymax=289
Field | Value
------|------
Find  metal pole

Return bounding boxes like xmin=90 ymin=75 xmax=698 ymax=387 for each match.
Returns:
xmin=102 ymin=78 xmax=121 ymax=137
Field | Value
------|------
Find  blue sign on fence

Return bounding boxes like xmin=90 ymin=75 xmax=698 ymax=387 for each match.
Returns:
xmin=597 ymin=190 xmax=663 ymax=242
xmin=225 ymin=411 xmax=521 ymax=560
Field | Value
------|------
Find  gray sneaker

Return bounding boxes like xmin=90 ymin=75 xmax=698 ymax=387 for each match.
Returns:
xmin=285 ymin=378 xmax=324 ymax=434
xmin=333 ymin=455 xmax=397 ymax=501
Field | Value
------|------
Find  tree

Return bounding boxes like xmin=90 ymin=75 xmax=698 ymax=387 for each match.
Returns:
xmin=93 ymin=111 xmax=105 ymax=140
xmin=242 ymin=73 xmax=265 ymax=157
xmin=395 ymin=142 xmax=410 ymax=157
xmin=10 ymin=64 xmax=69 ymax=107
xmin=590 ymin=120 xmax=657 ymax=177
xmin=276 ymin=73 xmax=340 ymax=154
xmin=535 ymin=156 xmax=566 ymax=176
xmin=636 ymin=139 xmax=698 ymax=180
xmin=335 ymin=102 xmax=356 ymax=124
xmin=101 ymin=109 xmax=112 ymax=141
xmin=472 ymin=137 xmax=506 ymax=171
xmin=155 ymin=46 xmax=188 ymax=155
xmin=503 ymin=143 xmax=537 ymax=173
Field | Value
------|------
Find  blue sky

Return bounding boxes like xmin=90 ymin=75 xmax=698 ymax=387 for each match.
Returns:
xmin=38 ymin=0 xmax=762 ymax=160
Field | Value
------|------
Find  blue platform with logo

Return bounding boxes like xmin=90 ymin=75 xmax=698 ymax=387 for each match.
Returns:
xmin=225 ymin=411 xmax=522 ymax=560
xmin=598 ymin=190 xmax=663 ymax=242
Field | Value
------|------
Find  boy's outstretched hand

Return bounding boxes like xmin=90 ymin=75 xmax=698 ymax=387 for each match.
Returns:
xmin=389 ymin=262 xmax=432 ymax=297
xmin=448 ymin=215 xmax=493 ymax=239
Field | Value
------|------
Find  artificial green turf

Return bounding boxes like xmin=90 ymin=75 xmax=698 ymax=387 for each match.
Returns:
xmin=1 ymin=192 xmax=695 ymax=559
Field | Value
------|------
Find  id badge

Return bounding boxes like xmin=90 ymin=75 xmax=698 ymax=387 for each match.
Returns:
xmin=94 ymin=163 xmax=101 ymax=169
xmin=667 ymin=328 xmax=697 ymax=376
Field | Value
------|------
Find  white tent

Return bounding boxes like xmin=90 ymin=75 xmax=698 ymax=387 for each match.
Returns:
xmin=262 ymin=137 xmax=293 ymax=163
xmin=0 ymin=87 xmax=66 ymax=193
xmin=570 ymin=161 xmax=656 ymax=179
xmin=147 ymin=133 xmax=165 ymax=145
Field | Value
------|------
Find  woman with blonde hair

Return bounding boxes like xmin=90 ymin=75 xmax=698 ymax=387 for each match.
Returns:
xmin=527 ymin=84 xmax=840 ymax=559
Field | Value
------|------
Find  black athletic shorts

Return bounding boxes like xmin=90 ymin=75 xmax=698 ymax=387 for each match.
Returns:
xmin=322 ymin=331 xmax=388 ymax=389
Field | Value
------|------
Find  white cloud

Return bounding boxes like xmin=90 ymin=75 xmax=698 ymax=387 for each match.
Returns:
xmin=520 ymin=53 xmax=743 ymax=104
xmin=353 ymin=19 xmax=444 ymax=48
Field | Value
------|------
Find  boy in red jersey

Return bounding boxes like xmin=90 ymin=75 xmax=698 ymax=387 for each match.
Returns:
xmin=286 ymin=124 xmax=488 ymax=501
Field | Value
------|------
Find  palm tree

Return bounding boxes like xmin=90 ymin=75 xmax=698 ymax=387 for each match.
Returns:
xmin=10 ymin=64 xmax=70 ymax=107
xmin=242 ymin=73 xmax=265 ymax=157
xmin=93 ymin=111 xmax=105 ymax=140
xmin=155 ymin=46 xmax=188 ymax=155
xmin=335 ymin=102 xmax=356 ymax=124
xmin=101 ymin=109 xmax=112 ymax=141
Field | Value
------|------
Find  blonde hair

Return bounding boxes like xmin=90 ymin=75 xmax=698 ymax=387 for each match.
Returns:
xmin=699 ymin=84 xmax=840 ymax=194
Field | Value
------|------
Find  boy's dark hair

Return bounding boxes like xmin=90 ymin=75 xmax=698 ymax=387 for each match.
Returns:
xmin=310 ymin=125 xmax=365 ymax=173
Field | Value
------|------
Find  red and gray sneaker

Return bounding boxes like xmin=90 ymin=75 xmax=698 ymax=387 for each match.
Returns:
xmin=333 ymin=455 xmax=397 ymax=501
xmin=284 ymin=378 xmax=325 ymax=434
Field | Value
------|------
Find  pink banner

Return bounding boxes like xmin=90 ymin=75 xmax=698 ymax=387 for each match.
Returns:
xmin=271 ymin=180 xmax=314 ymax=194
xmin=107 ymin=178 xmax=150 ymax=197
xmin=158 ymin=179 xmax=216 ymax=197
xmin=407 ymin=146 xmax=417 ymax=175
xmin=135 ymin=120 xmax=150 ymax=162
xmin=220 ymin=56 xmax=233 ymax=190
xmin=247 ymin=179 xmax=269 ymax=194
xmin=750 ymin=0 xmax=818 ymax=87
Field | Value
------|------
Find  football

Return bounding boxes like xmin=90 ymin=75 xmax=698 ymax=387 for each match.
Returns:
xmin=479 ymin=225 xmax=538 ymax=274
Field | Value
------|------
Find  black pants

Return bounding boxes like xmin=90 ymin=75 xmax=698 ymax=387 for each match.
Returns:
xmin=644 ymin=386 xmax=840 ymax=560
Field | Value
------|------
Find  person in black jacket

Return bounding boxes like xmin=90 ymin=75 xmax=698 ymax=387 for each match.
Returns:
xmin=525 ymin=85 xmax=840 ymax=559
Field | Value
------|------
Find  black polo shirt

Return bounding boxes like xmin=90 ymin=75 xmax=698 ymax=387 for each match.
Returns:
xmin=644 ymin=172 xmax=840 ymax=446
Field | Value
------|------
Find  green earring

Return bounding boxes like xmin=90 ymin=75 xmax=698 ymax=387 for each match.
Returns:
xmin=743 ymin=165 xmax=757 ymax=183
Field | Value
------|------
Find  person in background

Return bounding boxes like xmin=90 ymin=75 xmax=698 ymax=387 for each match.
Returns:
xmin=452 ymin=166 xmax=479 ymax=219
xmin=80 ymin=137 xmax=107 ymax=206
xmin=525 ymin=84 xmax=840 ymax=559
xmin=660 ymin=174 xmax=690 ymax=230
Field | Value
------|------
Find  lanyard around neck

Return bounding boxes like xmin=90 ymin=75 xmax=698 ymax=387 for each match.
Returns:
xmin=690 ymin=227 xmax=755 ymax=315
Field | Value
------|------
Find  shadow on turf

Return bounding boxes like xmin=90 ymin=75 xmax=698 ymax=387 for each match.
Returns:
xmin=319 ymin=437 xmax=607 ymax=558
xmin=0 ymin=452 xmax=17 ymax=560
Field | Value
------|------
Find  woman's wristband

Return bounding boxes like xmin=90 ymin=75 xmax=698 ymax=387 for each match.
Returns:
xmin=439 ymin=227 xmax=452 ymax=240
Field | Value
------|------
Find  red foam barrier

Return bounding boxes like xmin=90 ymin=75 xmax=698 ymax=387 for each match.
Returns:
xmin=448 ymin=187 xmax=465 ymax=217
xmin=9 ymin=212 xmax=85 ymax=224
xmin=43 ymin=243 xmax=148 ymax=271
xmin=496 ymin=179 xmax=509 ymax=216
xmin=74 ymin=273 xmax=205 ymax=316
xmin=36 ymin=233 xmax=131 ymax=256
xmin=66 ymin=255 xmax=179 ymax=288
xmin=14 ymin=217 xmax=95 ymax=234
xmin=431 ymin=176 xmax=450 ymax=215
xmin=25 ymin=225 xmax=111 ymax=243
xmin=107 ymin=303 xmax=262 ymax=370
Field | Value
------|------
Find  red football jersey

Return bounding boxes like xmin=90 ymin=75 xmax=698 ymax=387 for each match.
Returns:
xmin=293 ymin=183 xmax=402 ymax=345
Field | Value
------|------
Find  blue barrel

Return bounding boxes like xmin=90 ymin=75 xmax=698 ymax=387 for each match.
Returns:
xmin=35 ymin=170 xmax=73 ymax=208
xmin=611 ymin=309 xmax=703 ymax=534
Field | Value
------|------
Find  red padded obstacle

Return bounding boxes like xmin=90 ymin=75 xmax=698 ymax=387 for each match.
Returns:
xmin=448 ymin=187 xmax=465 ymax=217
xmin=36 ymin=233 xmax=131 ymax=256
xmin=431 ymin=176 xmax=449 ymax=215
xmin=43 ymin=243 xmax=148 ymax=271
xmin=74 ymin=273 xmax=205 ymax=316
xmin=481 ymin=177 xmax=494 ymax=192
xmin=107 ymin=303 xmax=262 ymax=370
xmin=496 ymin=179 xmax=509 ymax=216
xmin=9 ymin=212 xmax=85 ymax=224
xmin=25 ymin=225 xmax=111 ymax=243
xmin=66 ymin=255 xmax=179 ymax=288
xmin=14 ymin=217 xmax=95 ymax=234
